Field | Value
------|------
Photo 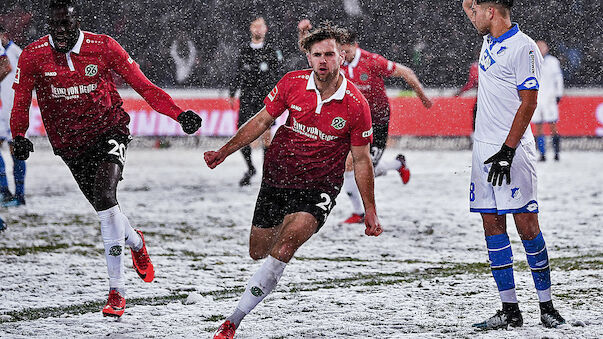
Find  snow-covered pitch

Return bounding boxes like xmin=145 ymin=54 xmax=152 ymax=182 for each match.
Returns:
xmin=1 ymin=144 xmax=602 ymax=338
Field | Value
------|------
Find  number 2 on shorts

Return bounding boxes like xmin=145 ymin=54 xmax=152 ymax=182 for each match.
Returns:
xmin=108 ymin=139 xmax=126 ymax=165
xmin=316 ymin=193 xmax=333 ymax=212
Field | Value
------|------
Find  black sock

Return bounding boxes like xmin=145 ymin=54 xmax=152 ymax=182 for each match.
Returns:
xmin=540 ymin=300 xmax=555 ymax=314
xmin=552 ymin=135 xmax=560 ymax=155
xmin=502 ymin=302 xmax=520 ymax=313
xmin=241 ymin=146 xmax=254 ymax=171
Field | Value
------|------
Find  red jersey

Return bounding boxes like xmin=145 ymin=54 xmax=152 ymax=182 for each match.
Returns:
xmin=459 ymin=62 xmax=479 ymax=94
xmin=11 ymin=31 xmax=183 ymax=158
xmin=341 ymin=48 xmax=395 ymax=125
xmin=263 ymin=70 xmax=373 ymax=196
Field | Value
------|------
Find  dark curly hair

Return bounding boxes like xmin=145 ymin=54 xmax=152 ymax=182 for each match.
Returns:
xmin=475 ymin=0 xmax=513 ymax=8
xmin=299 ymin=21 xmax=346 ymax=53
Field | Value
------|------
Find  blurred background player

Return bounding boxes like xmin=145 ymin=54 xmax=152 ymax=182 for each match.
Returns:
xmin=229 ymin=16 xmax=283 ymax=186
xmin=337 ymin=29 xmax=433 ymax=224
xmin=10 ymin=0 xmax=202 ymax=318
xmin=0 ymin=24 xmax=26 ymax=207
xmin=207 ymin=23 xmax=382 ymax=339
xmin=531 ymin=40 xmax=564 ymax=161
xmin=463 ymin=0 xmax=565 ymax=330
xmin=455 ymin=49 xmax=480 ymax=132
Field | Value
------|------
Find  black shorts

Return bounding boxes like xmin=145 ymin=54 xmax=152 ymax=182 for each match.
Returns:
xmin=370 ymin=124 xmax=389 ymax=166
xmin=62 ymin=133 xmax=132 ymax=201
xmin=252 ymin=184 xmax=337 ymax=232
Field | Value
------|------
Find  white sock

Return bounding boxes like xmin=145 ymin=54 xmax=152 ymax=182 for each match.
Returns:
xmin=537 ymin=288 xmax=552 ymax=303
xmin=229 ymin=256 xmax=287 ymax=327
xmin=98 ymin=205 xmax=126 ymax=291
xmin=120 ymin=210 xmax=143 ymax=251
xmin=343 ymin=171 xmax=364 ymax=215
xmin=499 ymin=288 xmax=518 ymax=303
xmin=374 ymin=158 xmax=402 ymax=177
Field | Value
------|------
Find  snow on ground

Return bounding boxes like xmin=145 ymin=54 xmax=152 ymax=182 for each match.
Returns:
xmin=1 ymin=144 xmax=602 ymax=338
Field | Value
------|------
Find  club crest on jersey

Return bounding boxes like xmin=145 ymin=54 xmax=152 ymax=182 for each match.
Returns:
xmin=267 ymin=86 xmax=278 ymax=102
xmin=360 ymin=73 xmax=369 ymax=81
xmin=479 ymin=49 xmax=496 ymax=71
xmin=331 ymin=117 xmax=346 ymax=130
xmin=85 ymin=64 xmax=98 ymax=77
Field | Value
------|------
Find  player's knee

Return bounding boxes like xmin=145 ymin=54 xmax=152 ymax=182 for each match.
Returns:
xmin=93 ymin=189 xmax=118 ymax=211
xmin=272 ymin=241 xmax=298 ymax=262
xmin=249 ymin=248 xmax=268 ymax=261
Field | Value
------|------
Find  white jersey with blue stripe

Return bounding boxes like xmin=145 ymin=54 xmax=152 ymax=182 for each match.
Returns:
xmin=474 ymin=24 xmax=543 ymax=146
xmin=0 ymin=41 xmax=22 ymax=125
xmin=0 ymin=41 xmax=22 ymax=91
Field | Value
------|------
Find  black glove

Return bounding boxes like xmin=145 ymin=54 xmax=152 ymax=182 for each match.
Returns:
xmin=12 ymin=136 xmax=34 ymax=160
xmin=484 ymin=144 xmax=516 ymax=186
xmin=556 ymin=97 xmax=561 ymax=104
xmin=177 ymin=110 xmax=202 ymax=134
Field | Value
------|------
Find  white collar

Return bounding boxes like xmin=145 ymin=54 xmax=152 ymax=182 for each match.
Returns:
xmin=250 ymin=41 xmax=264 ymax=49
xmin=347 ymin=48 xmax=361 ymax=68
xmin=48 ymin=30 xmax=84 ymax=54
xmin=306 ymin=71 xmax=347 ymax=101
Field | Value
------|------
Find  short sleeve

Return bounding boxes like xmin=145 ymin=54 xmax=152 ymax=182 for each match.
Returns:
xmin=350 ymin=95 xmax=373 ymax=146
xmin=373 ymin=54 xmax=395 ymax=78
xmin=263 ymin=75 xmax=289 ymax=118
xmin=12 ymin=49 xmax=36 ymax=93
xmin=515 ymin=43 xmax=542 ymax=91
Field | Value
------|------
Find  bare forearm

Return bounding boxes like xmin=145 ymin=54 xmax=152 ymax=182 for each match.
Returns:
xmin=395 ymin=64 xmax=427 ymax=97
xmin=0 ymin=69 xmax=9 ymax=81
xmin=219 ymin=111 xmax=273 ymax=156
xmin=10 ymin=90 xmax=33 ymax=138
xmin=505 ymin=101 xmax=537 ymax=148
xmin=0 ymin=57 xmax=11 ymax=81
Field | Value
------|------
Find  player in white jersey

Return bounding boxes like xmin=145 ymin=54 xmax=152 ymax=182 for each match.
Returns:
xmin=532 ymin=40 xmax=564 ymax=161
xmin=462 ymin=0 xmax=565 ymax=330
xmin=0 ymin=25 xmax=26 ymax=207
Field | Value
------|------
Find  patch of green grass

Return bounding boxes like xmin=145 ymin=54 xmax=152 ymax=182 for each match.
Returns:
xmin=2 ymin=252 xmax=601 ymax=323
xmin=204 ymin=314 xmax=225 ymax=322
xmin=0 ymin=243 xmax=96 ymax=256
xmin=0 ymin=293 xmax=189 ymax=323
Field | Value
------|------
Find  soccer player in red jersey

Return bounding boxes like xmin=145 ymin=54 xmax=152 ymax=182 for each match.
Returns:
xmin=338 ymin=30 xmax=433 ymax=224
xmin=206 ymin=23 xmax=382 ymax=339
xmin=10 ymin=0 xmax=202 ymax=318
xmin=455 ymin=54 xmax=479 ymax=131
